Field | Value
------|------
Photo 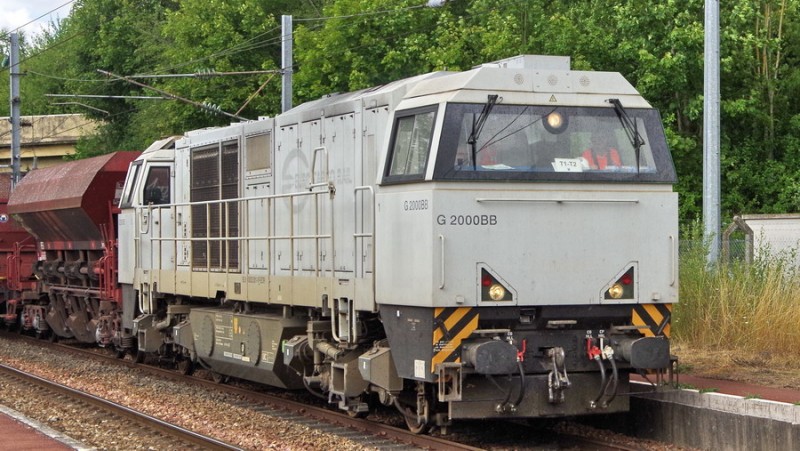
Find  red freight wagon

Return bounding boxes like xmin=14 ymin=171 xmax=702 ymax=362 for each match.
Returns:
xmin=7 ymin=152 xmax=140 ymax=343
xmin=0 ymin=176 xmax=38 ymax=330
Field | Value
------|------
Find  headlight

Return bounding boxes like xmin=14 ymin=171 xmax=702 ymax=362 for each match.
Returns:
xmin=543 ymin=111 xmax=568 ymax=134
xmin=604 ymin=267 xmax=636 ymax=300
xmin=488 ymin=284 xmax=506 ymax=301
xmin=607 ymin=283 xmax=624 ymax=299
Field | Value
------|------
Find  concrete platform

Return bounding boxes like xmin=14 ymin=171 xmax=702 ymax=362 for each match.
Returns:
xmin=627 ymin=381 xmax=799 ymax=450
xmin=0 ymin=404 xmax=90 ymax=451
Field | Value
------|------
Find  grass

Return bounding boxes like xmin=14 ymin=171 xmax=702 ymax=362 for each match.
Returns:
xmin=673 ymin=227 xmax=800 ymax=370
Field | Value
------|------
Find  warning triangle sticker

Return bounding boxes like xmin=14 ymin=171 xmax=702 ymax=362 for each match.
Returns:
xmin=549 ymin=95 xmax=558 ymax=102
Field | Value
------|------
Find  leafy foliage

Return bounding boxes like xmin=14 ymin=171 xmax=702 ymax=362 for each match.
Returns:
xmin=4 ymin=0 xmax=800 ymax=231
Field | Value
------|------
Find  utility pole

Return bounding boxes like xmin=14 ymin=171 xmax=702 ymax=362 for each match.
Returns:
xmin=281 ymin=15 xmax=293 ymax=113
xmin=9 ymin=32 xmax=22 ymax=188
xmin=704 ymin=0 xmax=721 ymax=264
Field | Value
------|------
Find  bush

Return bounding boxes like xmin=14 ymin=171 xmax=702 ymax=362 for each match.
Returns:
xmin=675 ymin=226 xmax=800 ymax=363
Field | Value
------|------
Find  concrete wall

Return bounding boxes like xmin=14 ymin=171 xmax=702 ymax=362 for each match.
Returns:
xmin=0 ymin=114 xmax=98 ymax=172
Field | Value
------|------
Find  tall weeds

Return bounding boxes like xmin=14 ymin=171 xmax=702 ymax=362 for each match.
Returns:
xmin=675 ymin=227 xmax=800 ymax=364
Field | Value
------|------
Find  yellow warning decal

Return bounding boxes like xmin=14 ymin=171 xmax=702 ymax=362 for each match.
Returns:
xmin=431 ymin=307 xmax=479 ymax=372
xmin=632 ymin=303 xmax=672 ymax=337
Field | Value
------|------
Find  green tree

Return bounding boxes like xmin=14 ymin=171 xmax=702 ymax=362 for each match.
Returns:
xmin=52 ymin=0 xmax=179 ymax=156
xmin=293 ymin=0 xmax=443 ymax=99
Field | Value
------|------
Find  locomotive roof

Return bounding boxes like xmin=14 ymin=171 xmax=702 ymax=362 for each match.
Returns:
xmin=277 ymin=55 xmax=649 ymax=126
xmin=275 ymin=71 xmax=452 ymax=126
xmin=402 ymin=61 xmax=648 ymax=108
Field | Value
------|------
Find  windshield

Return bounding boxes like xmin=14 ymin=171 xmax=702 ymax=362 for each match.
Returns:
xmin=433 ymin=103 xmax=676 ymax=183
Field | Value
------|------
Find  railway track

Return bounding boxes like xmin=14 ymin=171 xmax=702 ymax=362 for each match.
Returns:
xmin=0 ymin=332 xmax=658 ymax=450
xmin=0 ymin=361 xmax=241 ymax=450
xmin=45 ymin=343 xmax=480 ymax=450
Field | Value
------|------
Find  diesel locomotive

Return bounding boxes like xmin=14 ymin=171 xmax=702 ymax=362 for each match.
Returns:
xmin=7 ymin=55 xmax=677 ymax=432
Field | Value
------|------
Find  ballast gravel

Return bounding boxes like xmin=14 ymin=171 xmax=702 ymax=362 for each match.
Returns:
xmin=0 ymin=336 xmax=370 ymax=450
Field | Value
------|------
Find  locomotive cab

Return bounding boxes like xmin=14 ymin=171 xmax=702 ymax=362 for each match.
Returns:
xmin=118 ymin=137 xmax=179 ymax=356
xmin=372 ymin=56 xmax=677 ymax=423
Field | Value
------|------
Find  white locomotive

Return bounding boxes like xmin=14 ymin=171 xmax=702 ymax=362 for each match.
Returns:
xmin=118 ymin=55 xmax=678 ymax=431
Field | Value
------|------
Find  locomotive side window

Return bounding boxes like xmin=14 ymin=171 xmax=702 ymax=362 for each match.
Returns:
xmin=434 ymin=104 xmax=676 ymax=183
xmin=245 ymin=133 xmax=271 ymax=173
xmin=120 ymin=161 xmax=142 ymax=208
xmin=142 ymin=166 xmax=171 ymax=205
xmin=384 ymin=108 xmax=436 ymax=183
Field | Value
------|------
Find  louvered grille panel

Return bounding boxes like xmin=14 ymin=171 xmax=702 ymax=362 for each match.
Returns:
xmin=222 ymin=143 xmax=240 ymax=268
xmin=190 ymin=142 xmax=239 ymax=270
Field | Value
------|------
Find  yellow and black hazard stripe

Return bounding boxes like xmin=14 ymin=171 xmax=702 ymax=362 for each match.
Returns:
xmin=632 ymin=303 xmax=672 ymax=337
xmin=431 ymin=307 xmax=479 ymax=373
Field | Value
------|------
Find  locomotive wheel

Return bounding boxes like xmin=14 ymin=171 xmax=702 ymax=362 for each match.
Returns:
xmin=345 ymin=394 xmax=373 ymax=419
xmin=402 ymin=382 xmax=433 ymax=434
xmin=114 ymin=346 xmax=126 ymax=359
xmin=211 ymin=371 xmax=228 ymax=384
xmin=177 ymin=358 xmax=195 ymax=376
xmin=404 ymin=409 xmax=430 ymax=435
xmin=346 ymin=409 xmax=367 ymax=419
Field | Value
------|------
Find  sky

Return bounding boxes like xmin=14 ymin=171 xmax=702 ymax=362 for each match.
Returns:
xmin=1 ymin=0 xmax=73 ymax=36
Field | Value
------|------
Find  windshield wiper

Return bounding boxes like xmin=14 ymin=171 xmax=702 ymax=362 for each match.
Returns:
xmin=468 ymin=94 xmax=499 ymax=169
xmin=607 ymin=98 xmax=645 ymax=172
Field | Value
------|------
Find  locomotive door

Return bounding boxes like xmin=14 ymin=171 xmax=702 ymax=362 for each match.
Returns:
xmin=327 ymin=114 xmax=356 ymax=279
xmin=274 ymin=124 xmax=300 ymax=276
xmin=139 ymin=164 xmax=175 ymax=275
xmin=357 ymin=107 xmax=386 ymax=280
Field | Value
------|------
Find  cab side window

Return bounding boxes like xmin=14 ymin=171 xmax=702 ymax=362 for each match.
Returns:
xmin=120 ymin=161 xmax=142 ymax=208
xmin=142 ymin=166 xmax=171 ymax=205
xmin=383 ymin=108 xmax=436 ymax=183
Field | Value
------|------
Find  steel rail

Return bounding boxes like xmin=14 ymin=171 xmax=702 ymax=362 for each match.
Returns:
xmin=31 ymin=338 xmax=484 ymax=450
xmin=0 ymin=362 xmax=243 ymax=451
xmin=3 ymin=332 xmax=647 ymax=451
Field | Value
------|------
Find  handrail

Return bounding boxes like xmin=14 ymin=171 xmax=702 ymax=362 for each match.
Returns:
xmin=669 ymin=234 xmax=676 ymax=287
xmin=308 ymin=146 xmax=329 ymax=190
xmin=439 ymin=234 xmax=445 ymax=289
xmin=134 ymin=187 xmax=344 ymax=289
